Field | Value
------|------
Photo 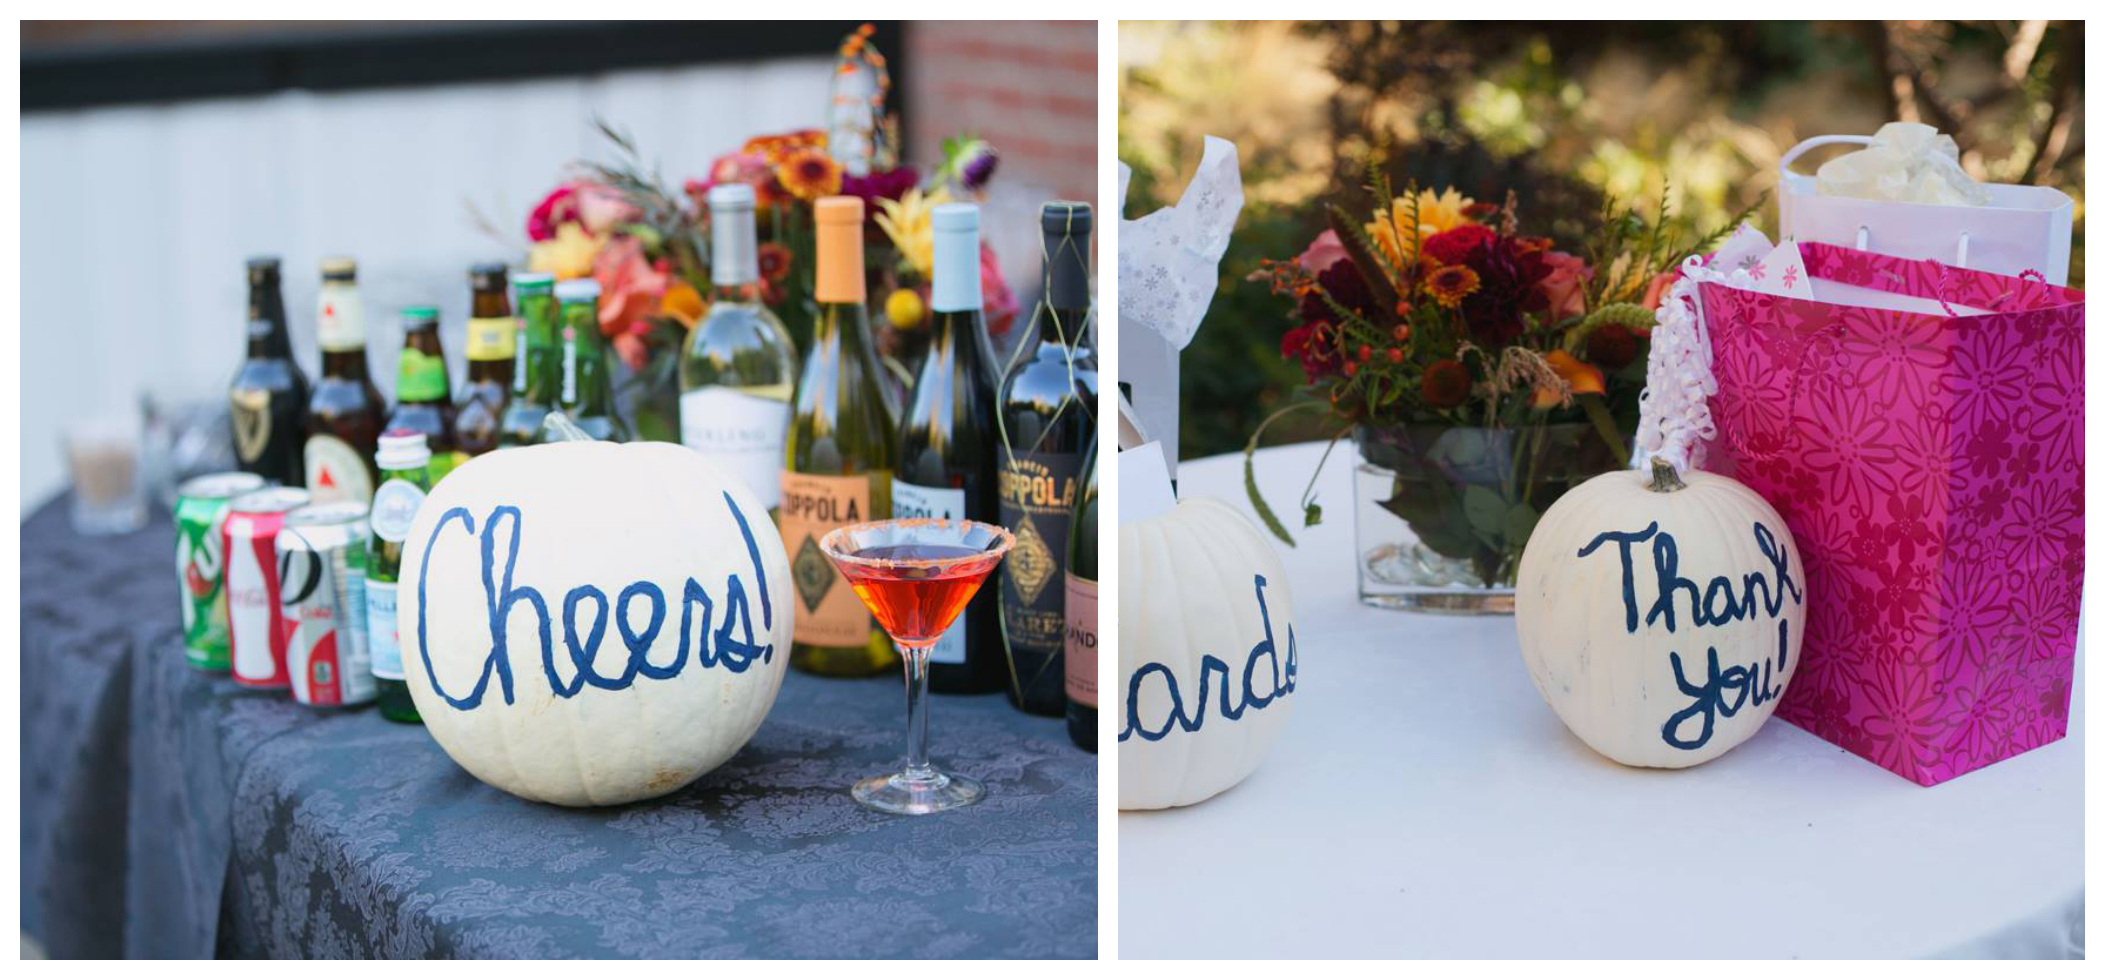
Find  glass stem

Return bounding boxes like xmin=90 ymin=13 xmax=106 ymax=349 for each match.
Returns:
xmin=901 ymin=644 xmax=935 ymax=782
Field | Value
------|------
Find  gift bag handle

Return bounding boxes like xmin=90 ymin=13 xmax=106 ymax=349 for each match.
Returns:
xmin=1854 ymin=225 xmax=1973 ymax=272
xmin=1779 ymin=135 xmax=1874 ymax=175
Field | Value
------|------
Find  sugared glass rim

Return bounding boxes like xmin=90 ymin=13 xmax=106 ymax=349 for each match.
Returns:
xmin=817 ymin=517 xmax=1016 ymax=572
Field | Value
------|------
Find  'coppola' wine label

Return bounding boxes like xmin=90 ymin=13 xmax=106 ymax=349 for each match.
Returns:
xmin=1065 ymin=571 xmax=1098 ymax=708
xmin=780 ymin=471 xmax=875 ymax=647
xmin=682 ymin=387 xmax=791 ymax=509
xmin=998 ymin=450 xmax=1079 ymax=660
xmin=365 ymin=580 xmax=402 ymax=680
xmin=304 ymin=434 xmax=373 ymax=505
xmin=466 ymin=316 xmax=517 ymax=362
xmin=892 ymin=479 xmax=970 ymax=665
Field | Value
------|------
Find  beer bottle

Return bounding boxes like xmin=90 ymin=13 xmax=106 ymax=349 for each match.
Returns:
xmin=385 ymin=306 xmax=462 ymax=482
xmin=554 ymin=279 xmax=627 ymax=442
xmin=895 ymin=203 xmax=1002 ymax=693
xmin=995 ymin=202 xmax=1099 ymax=716
xmin=782 ymin=196 xmax=898 ymax=677
xmin=454 ymin=264 xmax=514 ymax=457
xmin=230 ymin=257 xmax=311 ymax=486
xmin=499 ymin=273 xmax=559 ymax=447
xmin=1065 ymin=439 xmax=1099 ymax=751
xmin=366 ymin=430 xmax=433 ymax=724
xmin=304 ymin=257 xmax=384 ymax=504
xmin=679 ymin=183 xmax=798 ymax=508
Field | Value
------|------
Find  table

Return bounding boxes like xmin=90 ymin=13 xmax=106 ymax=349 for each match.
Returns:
xmin=1118 ymin=442 xmax=2083 ymax=959
xmin=21 ymin=495 xmax=1096 ymax=959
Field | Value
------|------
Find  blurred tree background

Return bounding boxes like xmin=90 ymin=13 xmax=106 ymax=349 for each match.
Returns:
xmin=1119 ymin=20 xmax=2085 ymax=460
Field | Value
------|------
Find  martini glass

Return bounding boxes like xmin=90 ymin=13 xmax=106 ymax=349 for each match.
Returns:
xmin=819 ymin=517 xmax=1015 ymax=815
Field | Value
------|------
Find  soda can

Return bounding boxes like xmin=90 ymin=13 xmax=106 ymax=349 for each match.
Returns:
xmin=174 ymin=472 xmax=267 ymax=670
xmin=224 ymin=486 xmax=311 ymax=689
xmin=277 ymin=502 xmax=376 ymax=707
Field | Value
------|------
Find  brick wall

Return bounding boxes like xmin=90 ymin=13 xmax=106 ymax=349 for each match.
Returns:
xmin=903 ymin=20 xmax=1098 ymax=208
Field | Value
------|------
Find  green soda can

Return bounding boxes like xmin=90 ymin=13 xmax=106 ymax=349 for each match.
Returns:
xmin=174 ymin=471 xmax=267 ymax=670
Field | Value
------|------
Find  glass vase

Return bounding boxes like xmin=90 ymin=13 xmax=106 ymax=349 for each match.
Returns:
xmin=1352 ymin=421 xmax=1622 ymax=614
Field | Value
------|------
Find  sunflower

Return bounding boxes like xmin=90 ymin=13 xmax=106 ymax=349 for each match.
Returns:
xmin=776 ymin=147 xmax=844 ymax=201
xmin=1424 ymin=264 xmax=1481 ymax=308
xmin=1365 ymin=187 xmax=1477 ymax=271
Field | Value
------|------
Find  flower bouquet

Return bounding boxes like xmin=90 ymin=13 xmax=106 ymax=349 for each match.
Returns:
xmin=508 ymin=24 xmax=1015 ymax=440
xmin=1248 ymin=171 xmax=1754 ymax=612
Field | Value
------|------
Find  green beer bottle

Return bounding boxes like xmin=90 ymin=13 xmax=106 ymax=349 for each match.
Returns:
xmin=499 ymin=273 xmax=559 ymax=447
xmin=553 ymin=279 xmax=626 ymax=442
xmin=366 ymin=430 xmax=435 ymax=723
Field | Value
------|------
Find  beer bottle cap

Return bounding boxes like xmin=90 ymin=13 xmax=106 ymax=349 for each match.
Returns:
xmin=376 ymin=430 xmax=433 ymax=471
xmin=400 ymin=305 xmax=439 ymax=323
xmin=814 ymin=196 xmax=863 ymax=226
xmin=512 ymin=271 xmax=555 ymax=292
xmin=247 ymin=257 xmax=281 ymax=284
xmin=555 ymin=278 xmax=601 ymax=302
xmin=707 ymin=183 xmax=756 ymax=211
xmin=320 ymin=256 xmax=357 ymax=280
xmin=470 ymin=263 xmax=509 ymax=290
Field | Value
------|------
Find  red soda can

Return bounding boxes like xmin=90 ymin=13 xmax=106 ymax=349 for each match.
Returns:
xmin=276 ymin=501 xmax=375 ymax=707
xmin=224 ymin=486 xmax=310 ymax=689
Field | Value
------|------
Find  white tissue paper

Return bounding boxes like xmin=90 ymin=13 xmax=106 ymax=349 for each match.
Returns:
xmin=1815 ymin=122 xmax=1991 ymax=207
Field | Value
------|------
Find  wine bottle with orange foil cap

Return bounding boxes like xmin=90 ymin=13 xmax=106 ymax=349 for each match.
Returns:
xmin=782 ymin=195 xmax=900 ymax=677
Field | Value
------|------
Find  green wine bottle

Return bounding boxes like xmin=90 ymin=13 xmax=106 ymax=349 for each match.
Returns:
xmin=782 ymin=195 xmax=898 ymax=678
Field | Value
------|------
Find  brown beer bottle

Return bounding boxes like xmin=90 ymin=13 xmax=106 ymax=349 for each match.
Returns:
xmin=454 ymin=264 xmax=514 ymax=457
xmin=304 ymin=257 xmax=384 ymax=504
xmin=230 ymin=257 xmax=311 ymax=486
xmin=386 ymin=306 xmax=462 ymax=483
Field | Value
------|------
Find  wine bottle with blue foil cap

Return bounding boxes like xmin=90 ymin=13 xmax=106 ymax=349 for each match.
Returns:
xmin=895 ymin=203 xmax=1003 ymax=694
xmin=996 ymin=201 xmax=1100 ymax=716
xmin=680 ymin=183 xmax=799 ymax=511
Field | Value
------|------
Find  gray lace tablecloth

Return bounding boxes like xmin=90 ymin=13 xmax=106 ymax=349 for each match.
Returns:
xmin=20 ymin=494 xmax=1097 ymax=959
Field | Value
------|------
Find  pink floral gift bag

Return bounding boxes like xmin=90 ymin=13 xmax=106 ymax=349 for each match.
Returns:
xmin=1701 ymin=241 xmax=2082 ymax=786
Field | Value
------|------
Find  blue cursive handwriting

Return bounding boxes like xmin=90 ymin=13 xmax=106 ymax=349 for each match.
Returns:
xmin=1576 ymin=520 xmax=1800 ymax=752
xmin=416 ymin=491 xmax=774 ymax=710
xmin=1118 ymin=574 xmax=1297 ymax=743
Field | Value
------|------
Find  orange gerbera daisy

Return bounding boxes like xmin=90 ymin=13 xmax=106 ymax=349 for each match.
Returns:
xmin=1425 ymin=264 xmax=1481 ymax=308
xmin=743 ymin=129 xmax=827 ymax=164
xmin=776 ymin=147 xmax=843 ymax=201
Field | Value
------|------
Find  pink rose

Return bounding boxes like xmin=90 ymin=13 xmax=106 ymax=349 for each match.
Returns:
xmin=1538 ymin=250 xmax=1592 ymax=320
xmin=981 ymin=242 xmax=1019 ymax=336
xmin=527 ymin=185 xmax=581 ymax=242
xmin=697 ymin=151 xmax=782 ymax=207
xmin=1296 ymin=229 xmax=1348 ymax=274
xmin=593 ymin=236 xmax=669 ymax=340
xmin=575 ymin=183 xmax=639 ymax=236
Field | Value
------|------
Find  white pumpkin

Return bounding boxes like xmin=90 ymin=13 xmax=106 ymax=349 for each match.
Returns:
xmin=1515 ymin=459 xmax=1804 ymax=768
xmin=398 ymin=441 xmax=793 ymax=806
xmin=1118 ymin=496 xmax=1299 ymax=809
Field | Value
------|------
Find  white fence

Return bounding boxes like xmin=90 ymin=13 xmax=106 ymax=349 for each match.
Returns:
xmin=21 ymin=57 xmax=838 ymax=511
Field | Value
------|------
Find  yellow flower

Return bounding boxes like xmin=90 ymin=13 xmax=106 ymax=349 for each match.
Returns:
xmin=661 ymin=281 xmax=706 ymax=330
xmin=527 ymin=222 xmax=604 ymax=280
xmin=872 ymin=186 xmax=954 ymax=279
xmin=885 ymin=287 xmax=925 ymax=330
xmin=775 ymin=147 xmax=843 ymax=201
xmin=1365 ymin=187 xmax=1477 ymax=271
xmin=1424 ymin=264 xmax=1480 ymax=308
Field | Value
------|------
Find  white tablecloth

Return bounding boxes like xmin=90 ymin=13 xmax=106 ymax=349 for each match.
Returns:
xmin=1118 ymin=441 xmax=2085 ymax=959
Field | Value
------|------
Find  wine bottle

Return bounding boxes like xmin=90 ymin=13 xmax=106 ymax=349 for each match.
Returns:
xmin=996 ymin=201 xmax=1100 ymax=715
xmin=782 ymin=195 xmax=898 ymax=677
xmin=1065 ymin=439 xmax=1098 ymax=750
xmin=680 ymin=183 xmax=798 ymax=508
xmin=895 ymin=203 xmax=1002 ymax=693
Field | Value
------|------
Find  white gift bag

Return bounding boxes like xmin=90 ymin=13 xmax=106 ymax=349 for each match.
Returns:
xmin=1778 ymin=134 xmax=2075 ymax=285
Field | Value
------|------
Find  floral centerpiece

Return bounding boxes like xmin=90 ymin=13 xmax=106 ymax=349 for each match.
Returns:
xmin=1248 ymin=170 xmax=1753 ymax=612
xmin=506 ymin=24 xmax=1015 ymax=440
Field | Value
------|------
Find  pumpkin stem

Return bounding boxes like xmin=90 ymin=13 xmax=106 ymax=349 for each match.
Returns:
xmin=1647 ymin=456 xmax=1687 ymax=493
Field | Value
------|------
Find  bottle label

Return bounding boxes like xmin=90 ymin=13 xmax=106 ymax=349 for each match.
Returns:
xmin=779 ymin=471 xmax=875 ymax=648
xmin=317 ymin=288 xmax=366 ymax=352
xmin=681 ymin=387 xmax=790 ymax=509
xmin=397 ymin=348 xmax=449 ymax=401
xmin=365 ymin=580 xmax=402 ymax=680
xmin=997 ymin=450 xmax=1079 ymax=662
xmin=892 ymin=479 xmax=970 ymax=665
xmin=230 ymin=389 xmax=273 ymax=463
xmin=561 ymin=329 xmax=579 ymax=406
xmin=466 ymin=316 xmax=517 ymax=362
xmin=1065 ymin=572 xmax=1098 ymax=707
xmin=304 ymin=434 xmax=373 ymax=505
xmin=370 ymin=478 xmax=426 ymax=543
